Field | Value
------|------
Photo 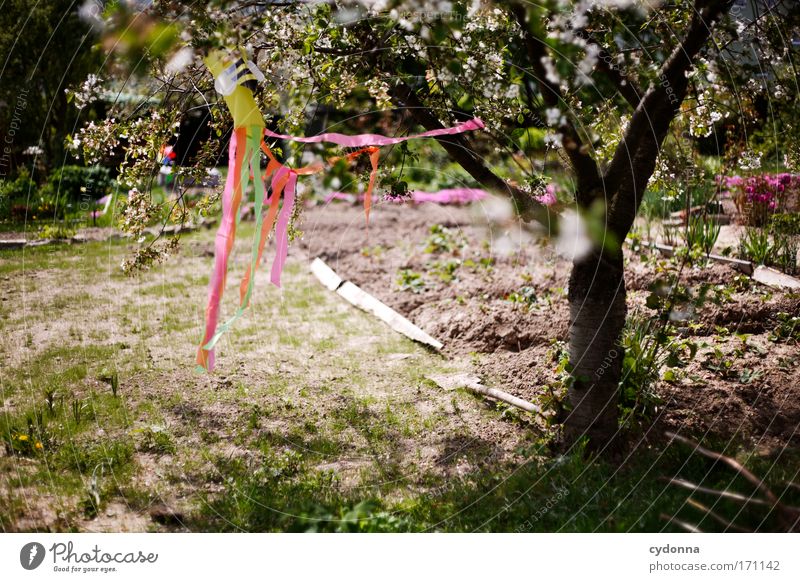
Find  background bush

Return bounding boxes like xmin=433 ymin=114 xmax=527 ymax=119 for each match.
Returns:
xmin=47 ymin=165 xmax=113 ymax=203
xmin=1 ymin=165 xmax=114 ymax=222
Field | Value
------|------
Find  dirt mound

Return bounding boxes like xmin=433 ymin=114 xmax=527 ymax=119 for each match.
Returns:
xmin=626 ymin=259 xmax=737 ymax=291
xmin=695 ymin=295 xmax=800 ymax=335
xmin=301 ymin=201 xmax=800 ymax=449
xmin=413 ymin=299 xmax=569 ymax=354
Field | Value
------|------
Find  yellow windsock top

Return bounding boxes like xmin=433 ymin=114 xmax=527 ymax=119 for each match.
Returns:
xmin=205 ymin=49 xmax=265 ymax=129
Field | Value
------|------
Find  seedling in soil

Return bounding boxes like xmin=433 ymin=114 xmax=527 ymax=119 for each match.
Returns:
xmin=424 ymin=224 xmax=463 ymax=255
xmin=769 ymin=312 xmax=800 ymax=343
xmin=397 ymin=269 xmax=425 ymax=293
xmin=72 ymin=399 xmax=86 ymax=425
xmin=429 ymin=259 xmax=461 ymax=283
xmin=738 ymin=368 xmax=764 ymax=385
xmin=702 ymin=348 xmax=736 ymax=379
xmin=44 ymin=388 xmax=58 ymax=415
xmin=98 ymin=369 xmax=120 ymax=397
xmin=506 ymin=286 xmax=538 ymax=309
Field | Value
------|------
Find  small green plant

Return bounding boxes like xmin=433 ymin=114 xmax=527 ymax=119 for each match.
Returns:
xmin=462 ymin=256 xmax=494 ymax=271
xmin=136 ymin=425 xmax=176 ymax=455
xmin=248 ymin=405 xmax=262 ymax=431
xmin=3 ymin=431 xmax=45 ymax=457
xmin=397 ymin=269 xmax=425 ymax=293
xmin=538 ymin=340 xmax=571 ymax=428
xmin=424 ymin=224 xmax=462 ymax=254
xmin=683 ymin=214 xmax=720 ymax=256
xmin=738 ymin=227 xmax=772 ymax=264
xmin=44 ymin=388 xmax=58 ymax=415
xmin=429 ymin=259 xmax=461 ymax=283
xmin=506 ymin=286 xmax=538 ymax=309
xmin=360 ymin=245 xmax=385 ymax=258
xmin=99 ymin=369 xmax=119 ymax=397
xmin=618 ymin=319 xmax=661 ymax=426
xmin=738 ymin=368 xmax=764 ymax=384
xmin=768 ymin=214 xmax=800 ymax=275
xmin=618 ymin=316 xmax=697 ymax=428
xmin=737 ymin=216 xmax=799 ymax=274
xmin=71 ymin=399 xmax=86 ymax=425
xmin=82 ymin=463 xmax=106 ymax=519
xmin=769 ymin=312 xmax=799 ymax=343
xmin=701 ymin=347 xmax=736 ymax=379
xmin=37 ymin=224 xmax=76 ymax=240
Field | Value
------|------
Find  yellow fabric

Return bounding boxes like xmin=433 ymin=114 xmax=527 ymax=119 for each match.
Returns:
xmin=204 ymin=50 xmax=265 ymax=129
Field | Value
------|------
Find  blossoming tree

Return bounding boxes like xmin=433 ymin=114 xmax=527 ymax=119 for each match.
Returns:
xmin=82 ymin=0 xmax=799 ymax=449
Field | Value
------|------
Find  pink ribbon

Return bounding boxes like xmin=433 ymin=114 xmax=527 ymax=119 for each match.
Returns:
xmin=197 ymin=128 xmax=244 ymax=371
xmin=410 ymin=188 xmax=488 ymax=204
xmin=325 ymin=188 xmax=489 ymax=205
xmin=264 ymin=118 xmax=485 ymax=147
xmin=270 ymin=168 xmax=297 ymax=287
xmin=197 ymin=117 xmax=489 ymax=371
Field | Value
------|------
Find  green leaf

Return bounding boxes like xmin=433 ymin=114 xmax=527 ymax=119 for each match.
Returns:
xmin=645 ymin=293 xmax=661 ymax=310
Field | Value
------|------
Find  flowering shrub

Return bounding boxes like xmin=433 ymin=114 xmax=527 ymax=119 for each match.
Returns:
xmin=719 ymin=173 xmax=800 ymax=226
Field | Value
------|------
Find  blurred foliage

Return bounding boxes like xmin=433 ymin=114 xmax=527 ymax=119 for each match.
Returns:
xmin=0 ymin=0 xmax=104 ymax=173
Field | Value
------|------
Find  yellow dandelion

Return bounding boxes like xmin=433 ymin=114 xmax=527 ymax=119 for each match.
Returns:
xmin=35 ymin=442 xmax=43 ymax=450
xmin=17 ymin=434 xmax=29 ymax=441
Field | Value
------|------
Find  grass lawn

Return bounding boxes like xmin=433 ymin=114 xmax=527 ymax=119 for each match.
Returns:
xmin=1 ymin=226 xmax=797 ymax=532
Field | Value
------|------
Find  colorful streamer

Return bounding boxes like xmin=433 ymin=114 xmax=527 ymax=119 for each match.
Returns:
xmin=263 ymin=117 xmax=485 ymax=147
xmin=198 ymin=50 xmax=488 ymax=371
xmin=324 ymin=188 xmax=489 ymax=206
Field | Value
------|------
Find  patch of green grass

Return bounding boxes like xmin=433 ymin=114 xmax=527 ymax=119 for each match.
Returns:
xmin=190 ymin=443 xmax=411 ymax=532
xmin=397 ymin=440 xmax=800 ymax=532
xmin=55 ymin=438 xmax=136 ymax=474
xmin=134 ymin=425 xmax=177 ymax=455
xmin=190 ymin=433 xmax=800 ymax=532
xmin=1 ymin=343 xmax=125 ymax=397
xmin=0 ymin=238 xmax=131 ymax=276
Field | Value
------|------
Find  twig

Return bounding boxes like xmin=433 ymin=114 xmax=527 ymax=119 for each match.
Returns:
xmin=660 ymin=513 xmax=704 ymax=533
xmin=665 ymin=432 xmax=779 ymax=505
xmin=660 ymin=477 xmax=770 ymax=507
xmin=686 ymin=497 xmax=750 ymax=532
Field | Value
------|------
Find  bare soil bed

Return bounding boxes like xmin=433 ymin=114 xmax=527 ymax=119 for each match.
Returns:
xmin=300 ymin=198 xmax=800 ymax=452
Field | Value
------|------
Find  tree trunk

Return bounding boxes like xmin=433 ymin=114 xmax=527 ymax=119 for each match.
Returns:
xmin=564 ymin=247 xmax=627 ymax=450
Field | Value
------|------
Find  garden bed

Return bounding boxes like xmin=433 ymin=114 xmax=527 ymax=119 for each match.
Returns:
xmin=301 ymin=198 xmax=800 ymax=452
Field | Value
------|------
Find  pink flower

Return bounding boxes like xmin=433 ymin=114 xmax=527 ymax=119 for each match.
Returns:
xmin=535 ymin=183 xmax=558 ymax=206
xmin=724 ymin=175 xmax=743 ymax=188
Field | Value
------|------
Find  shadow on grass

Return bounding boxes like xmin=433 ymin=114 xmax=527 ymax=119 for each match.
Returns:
xmin=187 ymin=436 xmax=800 ymax=533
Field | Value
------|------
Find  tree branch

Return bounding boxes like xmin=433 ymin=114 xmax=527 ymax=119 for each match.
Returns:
xmin=508 ymin=2 xmax=603 ymax=204
xmin=604 ymin=0 xmax=733 ymax=238
xmin=389 ymin=81 xmax=555 ymax=227
xmin=591 ymin=42 xmax=644 ymax=109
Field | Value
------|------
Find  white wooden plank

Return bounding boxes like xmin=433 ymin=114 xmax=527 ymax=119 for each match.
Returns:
xmin=336 ymin=281 xmax=443 ymax=350
xmin=310 ymin=257 xmax=343 ymax=291
xmin=753 ymin=266 xmax=800 ymax=290
xmin=427 ymin=373 xmax=542 ymax=414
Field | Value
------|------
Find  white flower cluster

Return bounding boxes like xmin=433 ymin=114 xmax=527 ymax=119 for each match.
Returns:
xmin=687 ymin=89 xmax=724 ymax=138
xmin=69 ymin=118 xmax=119 ymax=164
xmin=364 ymin=78 xmax=393 ymax=110
xmin=165 ymin=47 xmax=195 ymax=75
xmin=738 ymin=150 xmax=762 ymax=171
xmin=68 ymin=74 xmax=103 ymax=110
xmin=119 ymin=188 xmax=159 ymax=238
xmin=23 ymin=145 xmax=44 ymax=156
